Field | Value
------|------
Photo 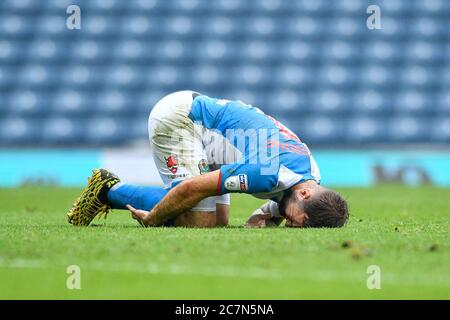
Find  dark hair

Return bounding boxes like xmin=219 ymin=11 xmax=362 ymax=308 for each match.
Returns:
xmin=302 ymin=190 xmax=349 ymax=228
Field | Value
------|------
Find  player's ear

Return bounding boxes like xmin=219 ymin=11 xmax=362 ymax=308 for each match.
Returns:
xmin=298 ymin=188 xmax=312 ymax=200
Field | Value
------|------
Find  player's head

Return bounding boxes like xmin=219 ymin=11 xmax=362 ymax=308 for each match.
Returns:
xmin=279 ymin=184 xmax=349 ymax=228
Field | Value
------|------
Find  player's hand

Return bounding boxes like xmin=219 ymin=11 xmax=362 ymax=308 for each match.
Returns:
xmin=244 ymin=209 xmax=273 ymax=228
xmin=126 ymin=204 xmax=150 ymax=227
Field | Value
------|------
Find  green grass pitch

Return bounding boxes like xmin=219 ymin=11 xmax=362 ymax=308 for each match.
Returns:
xmin=0 ymin=186 xmax=449 ymax=299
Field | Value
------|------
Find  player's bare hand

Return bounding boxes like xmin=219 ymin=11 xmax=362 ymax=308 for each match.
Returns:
xmin=244 ymin=209 xmax=273 ymax=228
xmin=127 ymin=204 xmax=150 ymax=227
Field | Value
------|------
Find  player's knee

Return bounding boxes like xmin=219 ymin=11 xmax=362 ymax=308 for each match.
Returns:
xmin=173 ymin=211 xmax=216 ymax=228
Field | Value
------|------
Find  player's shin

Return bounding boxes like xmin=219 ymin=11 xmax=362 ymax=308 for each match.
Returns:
xmin=107 ymin=183 xmax=168 ymax=211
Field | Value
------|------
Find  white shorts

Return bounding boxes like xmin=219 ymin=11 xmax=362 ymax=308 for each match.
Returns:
xmin=148 ymin=91 xmax=230 ymax=211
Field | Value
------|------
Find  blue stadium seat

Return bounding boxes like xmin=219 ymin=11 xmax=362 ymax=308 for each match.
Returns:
xmin=410 ymin=17 xmax=449 ymax=39
xmin=352 ymin=90 xmax=393 ymax=115
xmin=0 ymin=14 xmax=35 ymax=39
xmin=138 ymin=90 xmax=168 ymax=114
xmin=321 ymin=41 xmax=362 ymax=64
xmin=230 ymin=65 xmax=272 ymax=89
xmin=190 ymin=65 xmax=225 ymax=91
xmin=279 ymin=41 xmax=322 ymax=65
xmin=265 ymin=90 xmax=311 ymax=116
xmin=156 ymin=40 xmax=196 ymax=63
xmin=0 ymin=40 xmax=27 ymax=64
xmin=0 ymin=118 xmax=39 ymax=145
xmin=7 ymin=90 xmax=48 ymax=116
xmin=50 ymin=90 xmax=94 ymax=116
xmin=208 ymin=0 xmax=250 ymax=13
xmin=27 ymin=38 xmax=66 ymax=63
xmin=42 ymin=0 xmax=74 ymax=13
xmin=2 ymin=0 xmax=43 ymax=13
xmin=127 ymin=0 xmax=166 ymax=14
xmin=291 ymin=0 xmax=331 ymax=15
xmin=111 ymin=40 xmax=147 ymax=63
xmin=36 ymin=15 xmax=67 ymax=38
xmin=431 ymin=118 xmax=450 ymax=143
xmin=195 ymin=40 xmax=239 ymax=63
xmin=400 ymin=65 xmax=438 ymax=89
xmin=393 ymin=91 xmax=435 ymax=115
xmin=388 ymin=118 xmax=428 ymax=143
xmin=239 ymin=41 xmax=278 ymax=62
xmin=293 ymin=117 xmax=346 ymax=144
xmin=436 ymin=91 xmax=450 ymax=115
xmin=18 ymin=65 xmax=60 ymax=89
xmin=82 ymin=15 xmax=119 ymax=38
xmin=70 ymin=40 xmax=112 ymax=63
xmin=346 ymin=117 xmax=388 ymax=144
xmin=41 ymin=118 xmax=85 ymax=145
xmin=201 ymin=16 xmax=241 ymax=38
xmin=127 ymin=118 xmax=149 ymax=141
xmin=376 ymin=0 xmax=412 ymax=16
xmin=103 ymin=65 xmax=145 ymax=89
xmin=165 ymin=0 xmax=204 ymax=13
xmin=368 ymin=17 xmax=410 ymax=40
xmin=440 ymin=66 xmax=450 ymax=88
xmin=363 ymin=41 xmax=404 ymax=64
xmin=85 ymin=117 xmax=128 ymax=145
xmin=60 ymin=65 xmax=104 ymax=89
xmin=0 ymin=67 xmax=17 ymax=91
xmin=242 ymin=17 xmax=283 ymax=38
xmin=286 ymin=17 xmax=327 ymax=40
xmin=414 ymin=0 xmax=450 ymax=17
xmin=247 ymin=0 xmax=286 ymax=14
xmin=81 ymin=0 xmax=130 ymax=13
xmin=118 ymin=16 xmax=162 ymax=39
xmin=95 ymin=90 xmax=134 ymax=115
xmin=333 ymin=0 xmax=367 ymax=15
xmin=161 ymin=16 xmax=202 ymax=38
xmin=310 ymin=90 xmax=352 ymax=115
xmin=359 ymin=65 xmax=399 ymax=89
xmin=144 ymin=66 xmax=190 ymax=90
xmin=317 ymin=65 xmax=358 ymax=89
xmin=273 ymin=65 xmax=315 ymax=89
xmin=403 ymin=41 xmax=445 ymax=65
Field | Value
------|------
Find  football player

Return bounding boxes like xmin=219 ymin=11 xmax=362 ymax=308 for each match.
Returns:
xmin=67 ymin=91 xmax=349 ymax=228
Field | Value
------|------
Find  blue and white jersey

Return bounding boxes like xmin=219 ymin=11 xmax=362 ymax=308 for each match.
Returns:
xmin=188 ymin=94 xmax=321 ymax=204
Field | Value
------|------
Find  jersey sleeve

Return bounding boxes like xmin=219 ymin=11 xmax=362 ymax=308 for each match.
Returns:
xmin=218 ymin=163 xmax=279 ymax=195
xmin=261 ymin=200 xmax=282 ymax=218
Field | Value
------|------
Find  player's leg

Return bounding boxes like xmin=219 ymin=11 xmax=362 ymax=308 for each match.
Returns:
xmin=215 ymin=194 xmax=230 ymax=227
xmin=148 ymin=91 xmax=217 ymax=228
xmin=106 ymin=182 xmax=168 ymax=211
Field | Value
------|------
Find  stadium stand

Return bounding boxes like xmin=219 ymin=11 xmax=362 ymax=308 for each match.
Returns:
xmin=0 ymin=0 xmax=449 ymax=146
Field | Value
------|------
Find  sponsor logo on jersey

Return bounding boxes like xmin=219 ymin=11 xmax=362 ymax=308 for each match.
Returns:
xmin=198 ymin=159 xmax=210 ymax=175
xmin=165 ymin=156 xmax=178 ymax=174
xmin=239 ymin=174 xmax=248 ymax=191
xmin=224 ymin=174 xmax=248 ymax=192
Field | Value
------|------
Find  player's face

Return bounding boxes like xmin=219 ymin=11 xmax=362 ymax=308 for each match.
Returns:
xmin=280 ymin=187 xmax=321 ymax=227
xmin=283 ymin=200 xmax=307 ymax=227
xmin=279 ymin=191 xmax=308 ymax=228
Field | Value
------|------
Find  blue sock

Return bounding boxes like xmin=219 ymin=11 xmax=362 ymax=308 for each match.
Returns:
xmin=107 ymin=183 xmax=168 ymax=211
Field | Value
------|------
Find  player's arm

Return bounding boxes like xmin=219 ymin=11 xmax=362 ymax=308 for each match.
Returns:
xmin=245 ymin=201 xmax=284 ymax=228
xmin=127 ymin=170 xmax=221 ymax=227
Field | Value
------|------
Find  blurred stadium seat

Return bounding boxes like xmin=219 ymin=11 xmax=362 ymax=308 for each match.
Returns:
xmin=0 ymin=0 xmax=449 ymax=146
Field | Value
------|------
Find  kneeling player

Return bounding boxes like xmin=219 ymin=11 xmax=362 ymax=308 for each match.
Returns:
xmin=67 ymin=91 xmax=349 ymax=228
